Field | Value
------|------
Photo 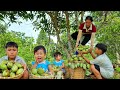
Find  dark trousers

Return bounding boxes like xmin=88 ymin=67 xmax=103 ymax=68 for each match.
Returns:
xmin=71 ymin=31 xmax=91 ymax=45
xmin=71 ymin=31 xmax=91 ymax=55
xmin=91 ymin=64 xmax=100 ymax=75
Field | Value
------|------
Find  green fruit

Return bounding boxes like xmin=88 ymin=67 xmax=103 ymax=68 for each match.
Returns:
xmin=0 ymin=64 xmax=7 ymax=70
xmin=1 ymin=60 xmax=8 ymax=65
xmin=78 ymin=48 xmax=83 ymax=51
xmin=80 ymin=63 xmax=83 ymax=68
xmin=15 ymin=62 xmax=23 ymax=68
xmin=32 ymin=68 xmax=38 ymax=75
xmin=16 ymin=68 xmax=24 ymax=75
xmin=10 ymin=72 xmax=16 ymax=77
xmin=70 ymin=58 xmax=73 ymax=62
xmin=87 ymin=64 xmax=90 ymax=69
xmin=85 ymin=70 xmax=91 ymax=76
xmin=77 ymin=63 xmax=80 ymax=67
xmin=7 ymin=61 xmax=13 ymax=69
xmin=2 ymin=70 xmax=10 ymax=77
xmin=37 ymin=68 xmax=45 ymax=75
xmin=78 ymin=57 xmax=82 ymax=60
xmin=68 ymin=63 xmax=71 ymax=67
xmin=83 ymin=64 xmax=86 ymax=70
xmin=71 ymin=63 xmax=75 ymax=69
xmin=74 ymin=64 xmax=77 ymax=68
xmin=11 ymin=64 xmax=18 ymax=72
xmin=35 ymin=74 xmax=40 ymax=76
xmin=74 ymin=57 xmax=78 ymax=61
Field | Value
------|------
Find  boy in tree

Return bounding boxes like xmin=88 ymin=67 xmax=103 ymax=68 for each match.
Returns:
xmin=0 ymin=42 xmax=29 ymax=79
xmin=31 ymin=45 xmax=53 ymax=74
xmin=80 ymin=43 xmax=114 ymax=79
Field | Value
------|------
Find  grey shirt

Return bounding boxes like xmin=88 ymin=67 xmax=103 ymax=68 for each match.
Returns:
xmin=0 ymin=56 xmax=26 ymax=65
xmin=90 ymin=53 xmax=114 ymax=79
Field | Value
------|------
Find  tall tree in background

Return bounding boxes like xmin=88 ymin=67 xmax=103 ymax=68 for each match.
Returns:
xmin=0 ymin=11 xmax=119 ymax=63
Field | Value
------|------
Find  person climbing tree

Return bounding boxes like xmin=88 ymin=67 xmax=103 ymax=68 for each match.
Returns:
xmin=71 ymin=16 xmax=96 ymax=50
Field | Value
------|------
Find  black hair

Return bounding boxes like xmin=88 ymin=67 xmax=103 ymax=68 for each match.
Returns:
xmin=5 ymin=42 xmax=18 ymax=49
xmin=34 ymin=45 xmax=46 ymax=54
xmin=95 ymin=43 xmax=107 ymax=54
xmin=85 ymin=16 xmax=93 ymax=22
xmin=54 ymin=52 xmax=62 ymax=57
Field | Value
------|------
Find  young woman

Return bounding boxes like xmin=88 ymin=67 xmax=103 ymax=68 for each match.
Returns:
xmin=71 ymin=16 xmax=96 ymax=49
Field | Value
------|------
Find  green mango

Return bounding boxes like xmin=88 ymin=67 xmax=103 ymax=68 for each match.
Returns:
xmin=15 ymin=62 xmax=23 ymax=68
xmin=74 ymin=64 xmax=78 ymax=68
xmin=85 ymin=70 xmax=91 ymax=76
xmin=0 ymin=64 xmax=7 ymax=70
xmin=70 ymin=58 xmax=73 ymax=62
xmin=11 ymin=64 xmax=18 ymax=72
xmin=87 ymin=64 xmax=90 ymax=69
xmin=71 ymin=63 xmax=75 ymax=69
xmin=83 ymin=64 xmax=86 ymax=70
xmin=16 ymin=68 xmax=24 ymax=75
xmin=74 ymin=57 xmax=78 ymax=61
xmin=2 ymin=70 xmax=10 ymax=77
xmin=35 ymin=73 xmax=40 ymax=76
xmin=80 ymin=63 xmax=83 ymax=68
xmin=1 ymin=60 xmax=8 ymax=65
xmin=72 ymin=55 xmax=77 ymax=58
xmin=37 ymin=68 xmax=44 ymax=75
xmin=76 ymin=63 xmax=80 ymax=67
xmin=31 ymin=68 xmax=38 ymax=75
xmin=7 ymin=61 xmax=13 ymax=69
xmin=10 ymin=72 xmax=16 ymax=77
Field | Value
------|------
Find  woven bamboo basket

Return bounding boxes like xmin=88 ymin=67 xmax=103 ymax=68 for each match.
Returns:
xmin=0 ymin=70 xmax=24 ymax=79
xmin=70 ymin=67 xmax=85 ymax=79
xmin=64 ymin=66 xmax=70 ymax=79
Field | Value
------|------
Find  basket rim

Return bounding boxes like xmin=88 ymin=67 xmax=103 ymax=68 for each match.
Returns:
xmin=30 ymin=72 xmax=54 ymax=79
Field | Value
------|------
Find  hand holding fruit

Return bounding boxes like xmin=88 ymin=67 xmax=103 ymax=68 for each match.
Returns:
xmin=79 ymin=51 xmax=83 ymax=57
xmin=88 ymin=47 xmax=93 ymax=53
xmin=78 ymin=51 xmax=83 ymax=57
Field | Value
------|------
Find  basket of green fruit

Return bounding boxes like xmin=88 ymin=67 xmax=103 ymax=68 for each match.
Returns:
xmin=0 ymin=60 xmax=24 ymax=79
xmin=65 ymin=45 xmax=91 ymax=79
xmin=30 ymin=68 xmax=54 ymax=79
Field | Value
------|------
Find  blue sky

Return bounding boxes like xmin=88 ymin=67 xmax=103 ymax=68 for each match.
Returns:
xmin=6 ymin=19 xmax=57 ymax=43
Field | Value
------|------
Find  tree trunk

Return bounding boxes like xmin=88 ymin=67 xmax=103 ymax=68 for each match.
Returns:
xmin=47 ymin=11 xmax=71 ymax=59
xmin=80 ymin=11 xmax=85 ymax=23
xmin=116 ymin=52 xmax=120 ymax=64
xmin=103 ymin=11 xmax=108 ymax=22
xmin=64 ymin=11 xmax=74 ymax=56
xmin=115 ymin=43 xmax=120 ymax=64
xmin=75 ymin=11 xmax=80 ymax=29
